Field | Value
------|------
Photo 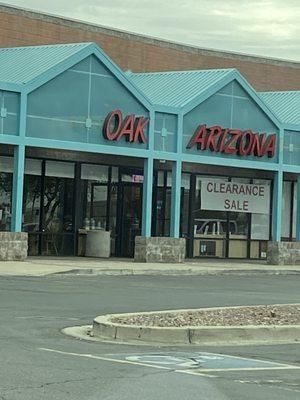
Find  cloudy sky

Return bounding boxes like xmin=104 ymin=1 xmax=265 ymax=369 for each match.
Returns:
xmin=3 ymin=0 xmax=300 ymax=61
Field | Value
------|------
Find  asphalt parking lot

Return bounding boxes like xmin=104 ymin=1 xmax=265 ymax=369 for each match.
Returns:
xmin=0 ymin=274 xmax=299 ymax=399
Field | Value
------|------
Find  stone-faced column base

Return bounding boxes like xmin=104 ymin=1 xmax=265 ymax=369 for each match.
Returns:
xmin=134 ymin=236 xmax=186 ymax=263
xmin=0 ymin=232 xmax=28 ymax=261
xmin=267 ymin=241 xmax=300 ymax=265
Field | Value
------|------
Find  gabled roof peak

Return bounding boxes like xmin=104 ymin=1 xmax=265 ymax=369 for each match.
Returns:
xmin=129 ymin=68 xmax=235 ymax=108
xmin=0 ymin=42 xmax=93 ymax=52
xmin=0 ymin=42 xmax=94 ymax=86
xmin=260 ymin=91 xmax=300 ymax=126
xmin=131 ymin=68 xmax=236 ymax=77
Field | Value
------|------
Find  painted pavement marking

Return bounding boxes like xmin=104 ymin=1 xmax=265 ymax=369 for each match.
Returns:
xmin=99 ymin=351 xmax=300 ymax=372
xmin=16 ymin=316 xmax=80 ymax=320
xmin=38 ymin=348 xmax=215 ymax=377
xmin=234 ymin=379 xmax=300 ymax=394
xmin=38 ymin=348 xmax=300 ymax=377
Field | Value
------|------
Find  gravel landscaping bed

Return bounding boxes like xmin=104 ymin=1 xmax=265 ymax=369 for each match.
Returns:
xmin=111 ymin=304 xmax=300 ymax=327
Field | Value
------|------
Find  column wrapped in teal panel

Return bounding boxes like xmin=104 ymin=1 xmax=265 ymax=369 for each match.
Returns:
xmin=170 ymin=160 xmax=182 ymax=238
xmin=296 ymin=176 xmax=300 ymax=241
xmin=272 ymin=170 xmax=283 ymax=242
xmin=11 ymin=145 xmax=25 ymax=232
xmin=141 ymin=158 xmax=153 ymax=237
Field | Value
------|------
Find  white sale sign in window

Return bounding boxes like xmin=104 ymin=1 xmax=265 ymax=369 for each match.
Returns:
xmin=200 ymin=179 xmax=270 ymax=214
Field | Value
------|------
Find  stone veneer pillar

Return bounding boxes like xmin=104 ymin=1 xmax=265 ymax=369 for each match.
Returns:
xmin=134 ymin=236 xmax=186 ymax=263
xmin=267 ymin=241 xmax=300 ymax=265
xmin=0 ymin=232 xmax=28 ymax=261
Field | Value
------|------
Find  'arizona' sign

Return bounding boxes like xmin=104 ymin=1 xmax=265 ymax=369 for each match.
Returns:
xmin=187 ymin=124 xmax=276 ymax=158
xmin=103 ymin=109 xmax=149 ymax=143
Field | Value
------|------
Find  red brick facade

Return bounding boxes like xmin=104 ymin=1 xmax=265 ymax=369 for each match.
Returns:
xmin=0 ymin=4 xmax=299 ymax=91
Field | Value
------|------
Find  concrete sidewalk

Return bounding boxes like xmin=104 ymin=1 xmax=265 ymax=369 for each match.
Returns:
xmin=0 ymin=256 xmax=300 ymax=276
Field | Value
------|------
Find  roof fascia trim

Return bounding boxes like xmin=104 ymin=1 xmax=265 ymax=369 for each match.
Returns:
xmin=283 ymin=124 xmax=300 ymax=132
xmin=0 ymin=81 xmax=22 ymax=92
xmin=152 ymin=105 xmax=181 ymax=114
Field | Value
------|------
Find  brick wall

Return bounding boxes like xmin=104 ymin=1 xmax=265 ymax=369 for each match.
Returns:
xmin=0 ymin=4 xmax=299 ymax=91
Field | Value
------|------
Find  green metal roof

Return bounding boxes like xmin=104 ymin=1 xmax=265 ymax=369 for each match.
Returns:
xmin=128 ymin=69 xmax=234 ymax=108
xmin=0 ymin=42 xmax=91 ymax=85
xmin=260 ymin=91 xmax=300 ymax=127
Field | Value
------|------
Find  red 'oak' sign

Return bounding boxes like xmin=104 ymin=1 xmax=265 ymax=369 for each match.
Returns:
xmin=187 ymin=124 xmax=276 ymax=158
xmin=103 ymin=109 xmax=149 ymax=143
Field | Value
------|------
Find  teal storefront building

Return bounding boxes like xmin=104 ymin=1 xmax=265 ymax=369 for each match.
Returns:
xmin=0 ymin=42 xmax=299 ymax=262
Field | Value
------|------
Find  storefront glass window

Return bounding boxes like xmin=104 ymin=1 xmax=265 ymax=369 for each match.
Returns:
xmin=111 ymin=167 xmax=119 ymax=183
xmin=228 ymin=211 xmax=248 ymax=258
xmin=227 ymin=178 xmax=250 ymax=258
xmin=0 ymin=156 xmax=13 ymax=231
xmin=283 ymin=130 xmax=300 ymax=166
xmin=83 ymin=183 xmax=108 ymax=229
xmin=109 ymin=184 xmax=118 ymax=255
xmin=0 ymin=90 xmax=20 ymax=136
xmin=281 ymin=181 xmax=292 ymax=239
xmin=155 ymin=171 xmax=171 ymax=237
xmin=180 ymin=174 xmax=190 ymax=238
xmin=23 ymin=159 xmax=42 ymax=256
xmin=40 ymin=161 xmax=75 ymax=256
xmin=81 ymin=164 xmax=108 ymax=183
xmin=81 ymin=164 xmax=109 ymax=230
xmin=251 ymin=179 xmax=271 ymax=241
xmin=157 ymin=171 xmax=164 ymax=187
xmin=23 ymin=159 xmax=42 ymax=234
xmin=292 ymin=182 xmax=297 ymax=239
xmin=119 ymin=184 xmax=142 ymax=257
xmin=46 ymin=161 xmax=75 ymax=179
xmin=193 ymin=176 xmax=228 ymax=258
xmin=155 ymin=171 xmax=190 ymax=238
xmin=191 ymin=176 xmax=271 ymax=259
xmin=229 ymin=178 xmax=250 ymax=236
xmin=154 ymin=113 xmax=177 ymax=153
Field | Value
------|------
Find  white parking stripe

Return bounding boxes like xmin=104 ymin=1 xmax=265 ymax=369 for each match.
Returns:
xmin=38 ymin=347 xmax=216 ymax=377
xmin=190 ymin=366 xmax=300 ymax=372
xmin=39 ymin=348 xmax=175 ymax=370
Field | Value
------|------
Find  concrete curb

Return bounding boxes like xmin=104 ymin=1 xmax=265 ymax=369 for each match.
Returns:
xmin=51 ymin=268 xmax=300 ymax=277
xmin=92 ymin=306 xmax=300 ymax=346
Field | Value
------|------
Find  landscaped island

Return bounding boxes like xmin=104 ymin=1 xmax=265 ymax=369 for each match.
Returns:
xmin=111 ymin=304 xmax=300 ymax=327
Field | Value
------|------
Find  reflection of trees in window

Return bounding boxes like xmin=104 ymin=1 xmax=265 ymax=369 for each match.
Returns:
xmin=0 ymin=172 xmax=12 ymax=199
xmin=43 ymin=178 xmax=73 ymax=232
xmin=0 ymin=172 xmax=12 ymax=231
xmin=44 ymin=178 xmax=63 ymax=230
xmin=23 ymin=176 xmax=40 ymax=224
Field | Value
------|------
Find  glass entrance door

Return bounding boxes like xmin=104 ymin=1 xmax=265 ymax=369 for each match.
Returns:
xmin=117 ymin=183 xmax=142 ymax=257
xmin=41 ymin=175 xmax=75 ymax=256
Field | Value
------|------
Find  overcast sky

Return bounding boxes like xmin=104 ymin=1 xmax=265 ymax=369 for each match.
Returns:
xmin=3 ymin=0 xmax=300 ymax=61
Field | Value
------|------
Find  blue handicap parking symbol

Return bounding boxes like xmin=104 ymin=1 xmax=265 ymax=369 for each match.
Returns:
xmin=105 ymin=351 xmax=293 ymax=371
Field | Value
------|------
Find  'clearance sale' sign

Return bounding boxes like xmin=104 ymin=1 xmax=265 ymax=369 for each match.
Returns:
xmin=200 ymin=179 xmax=270 ymax=214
